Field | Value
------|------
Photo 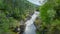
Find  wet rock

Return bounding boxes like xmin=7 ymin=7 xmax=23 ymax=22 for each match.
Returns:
xmin=19 ymin=25 xmax=25 ymax=34
xmin=12 ymin=26 xmax=20 ymax=33
xmin=34 ymin=17 xmax=42 ymax=31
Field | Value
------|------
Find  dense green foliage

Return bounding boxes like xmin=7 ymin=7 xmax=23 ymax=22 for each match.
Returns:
xmin=39 ymin=0 xmax=60 ymax=34
xmin=0 ymin=0 xmax=36 ymax=34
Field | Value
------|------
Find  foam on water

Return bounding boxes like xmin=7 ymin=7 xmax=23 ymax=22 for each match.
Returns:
xmin=24 ymin=11 xmax=39 ymax=34
xmin=27 ymin=0 xmax=46 ymax=6
xmin=24 ymin=0 xmax=46 ymax=34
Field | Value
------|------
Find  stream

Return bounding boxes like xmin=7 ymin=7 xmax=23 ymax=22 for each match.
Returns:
xmin=23 ymin=0 xmax=46 ymax=34
xmin=23 ymin=11 xmax=39 ymax=34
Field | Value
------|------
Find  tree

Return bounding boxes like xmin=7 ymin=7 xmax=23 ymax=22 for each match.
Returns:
xmin=39 ymin=0 xmax=60 ymax=34
xmin=0 ymin=0 xmax=36 ymax=34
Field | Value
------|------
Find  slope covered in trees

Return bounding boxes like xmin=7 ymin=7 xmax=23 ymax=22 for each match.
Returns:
xmin=37 ymin=0 xmax=60 ymax=34
xmin=0 ymin=0 xmax=36 ymax=34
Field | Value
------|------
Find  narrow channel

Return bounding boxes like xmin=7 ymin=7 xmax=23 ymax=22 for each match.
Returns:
xmin=23 ymin=0 xmax=46 ymax=34
xmin=23 ymin=11 xmax=39 ymax=34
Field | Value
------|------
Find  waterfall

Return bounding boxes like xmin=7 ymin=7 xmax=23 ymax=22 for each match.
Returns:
xmin=23 ymin=11 xmax=39 ymax=34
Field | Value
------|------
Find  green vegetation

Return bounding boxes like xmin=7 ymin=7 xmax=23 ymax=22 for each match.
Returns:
xmin=37 ymin=0 xmax=60 ymax=34
xmin=0 ymin=0 xmax=60 ymax=34
xmin=0 ymin=0 xmax=36 ymax=34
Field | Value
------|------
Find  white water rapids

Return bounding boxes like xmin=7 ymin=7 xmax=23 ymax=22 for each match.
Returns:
xmin=23 ymin=11 xmax=39 ymax=34
xmin=23 ymin=0 xmax=46 ymax=34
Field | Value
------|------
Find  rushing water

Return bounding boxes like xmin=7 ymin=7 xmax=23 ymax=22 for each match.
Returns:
xmin=27 ymin=0 xmax=47 ymax=6
xmin=23 ymin=0 xmax=47 ymax=34
xmin=23 ymin=11 xmax=39 ymax=34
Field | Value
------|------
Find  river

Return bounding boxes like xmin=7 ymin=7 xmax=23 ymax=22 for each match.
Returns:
xmin=23 ymin=0 xmax=46 ymax=34
xmin=23 ymin=11 xmax=39 ymax=34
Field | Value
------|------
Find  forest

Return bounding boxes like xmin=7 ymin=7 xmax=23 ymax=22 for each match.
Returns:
xmin=0 ymin=0 xmax=60 ymax=34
